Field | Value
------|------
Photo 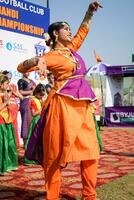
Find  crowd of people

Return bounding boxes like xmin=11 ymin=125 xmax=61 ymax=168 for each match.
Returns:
xmin=0 ymin=70 xmax=54 ymax=174
xmin=0 ymin=1 xmax=103 ymax=200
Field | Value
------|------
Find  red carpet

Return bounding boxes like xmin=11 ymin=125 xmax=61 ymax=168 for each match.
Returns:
xmin=0 ymin=128 xmax=134 ymax=200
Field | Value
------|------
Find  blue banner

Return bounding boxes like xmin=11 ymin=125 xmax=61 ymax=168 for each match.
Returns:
xmin=0 ymin=0 xmax=50 ymax=38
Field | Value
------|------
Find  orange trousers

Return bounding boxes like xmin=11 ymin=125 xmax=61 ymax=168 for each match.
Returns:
xmin=45 ymin=159 xmax=98 ymax=200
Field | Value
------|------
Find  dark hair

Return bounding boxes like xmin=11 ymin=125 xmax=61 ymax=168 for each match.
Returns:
xmin=45 ymin=84 xmax=52 ymax=94
xmin=33 ymin=83 xmax=46 ymax=96
xmin=46 ymin=21 xmax=69 ymax=48
xmin=0 ymin=74 xmax=9 ymax=84
xmin=2 ymin=70 xmax=12 ymax=78
xmin=47 ymin=72 xmax=54 ymax=84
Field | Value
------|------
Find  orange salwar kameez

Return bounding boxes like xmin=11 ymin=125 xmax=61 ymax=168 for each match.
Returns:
xmin=18 ymin=25 xmax=100 ymax=200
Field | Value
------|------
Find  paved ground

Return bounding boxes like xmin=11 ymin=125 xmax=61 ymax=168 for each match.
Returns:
xmin=0 ymin=127 xmax=134 ymax=200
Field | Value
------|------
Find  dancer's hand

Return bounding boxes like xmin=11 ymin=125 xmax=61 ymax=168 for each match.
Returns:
xmin=36 ymin=57 xmax=47 ymax=78
xmin=88 ymin=1 xmax=103 ymax=13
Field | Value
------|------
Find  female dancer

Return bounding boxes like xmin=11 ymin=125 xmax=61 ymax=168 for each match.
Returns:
xmin=17 ymin=1 xmax=102 ymax=199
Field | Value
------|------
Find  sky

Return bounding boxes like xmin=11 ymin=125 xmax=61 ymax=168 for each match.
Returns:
xmin=26 ymin=0 xmax=134 ymax=68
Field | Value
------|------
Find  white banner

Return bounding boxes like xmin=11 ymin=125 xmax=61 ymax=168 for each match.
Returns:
xmin=0 ymin=28 xmax=49 ymax=144
xmin=0 ymin=29 xmax=49 ymax=84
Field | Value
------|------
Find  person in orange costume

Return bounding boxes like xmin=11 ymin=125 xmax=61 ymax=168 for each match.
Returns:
xmin=17 ymin=1 xmax=102 ymax=200
xmin=0 ymin=74 xmax=18 ymax=175
xmin=2 ymin=70 xmax=23 ymax=149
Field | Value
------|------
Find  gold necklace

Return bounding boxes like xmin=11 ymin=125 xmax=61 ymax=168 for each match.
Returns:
xmin=54 ymin=47 xmax=81 ymax=69
xmin=56 ymin=49 xmax=80 ymax=70
xmin=59 ymin=50 xmax=77 ymax=62
xmin=54 ymin=47 xmax=70 ymax=51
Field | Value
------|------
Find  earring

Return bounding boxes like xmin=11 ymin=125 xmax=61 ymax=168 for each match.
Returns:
xmin=55 ymin=35 xmax=58 ymax=43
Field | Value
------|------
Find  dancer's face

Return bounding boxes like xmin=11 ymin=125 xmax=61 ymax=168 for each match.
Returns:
xmin=56 ymin=23 xmax=72 ymax=45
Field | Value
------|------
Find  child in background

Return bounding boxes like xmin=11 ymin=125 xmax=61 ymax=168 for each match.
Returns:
xmin=45 ymin=71 xmax=54 ymax=95
xmin=45 ymin=83 xmax=52 ymax=95
xmin=17 ymin=72 xmax=36 ymax=146
xmin=2 ymin=70 xmax=23 ymax=149
xmin=0 ymin=74 xmax=18 ymax=175
xmin=23 ymin=83 xmax=46 ymax=165
xmin=47 ymin=72 xmax=54 ymax=87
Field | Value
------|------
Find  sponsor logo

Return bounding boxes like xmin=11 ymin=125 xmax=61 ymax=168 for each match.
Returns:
xmin=34 ymin=42 xmax=46 ymax=56
xmin=6 ymin=42 xmax=12 ymax=50
xmin=110 ymin=112 xmax=120 ymax=123
xmin=12 ymin=70 xmax=22 ymax=79
xmin=5 ymin=41 xmax=28 ymax=53
xmin=122 ymin=66 xmax=134 ymax=72
xmin=110 ymin=112 xmax=134 ymax=123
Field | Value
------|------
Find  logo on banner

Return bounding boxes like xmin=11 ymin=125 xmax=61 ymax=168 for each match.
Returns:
xmin=5 ymin=41 xmax=28 ymax=53
xmin=110 ymin=112 xmax=120 ymax=123
xmin=34 ymin=42 xmax=46 ymax=56
xmin=6 ymin=42 xmax=12 ymax=50
xmin=33 ymin=42 xmax=48 ymax=82
xmin=110 ymin=112 xmax=134 ymax=123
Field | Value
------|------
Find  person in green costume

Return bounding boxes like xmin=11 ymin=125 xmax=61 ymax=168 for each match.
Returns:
xmin=0 ymin=74 xmax=18 ymax=175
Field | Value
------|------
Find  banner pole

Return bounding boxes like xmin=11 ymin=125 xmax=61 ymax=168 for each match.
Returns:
xmin=47 ymin=0 xmax=49 ymax=8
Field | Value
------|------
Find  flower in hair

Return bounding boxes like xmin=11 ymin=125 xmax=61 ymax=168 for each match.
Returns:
xmin=43 ymin=32 xmax=53 ymax=47
xmin=43 ymin=33 xmax=50 ymax=42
